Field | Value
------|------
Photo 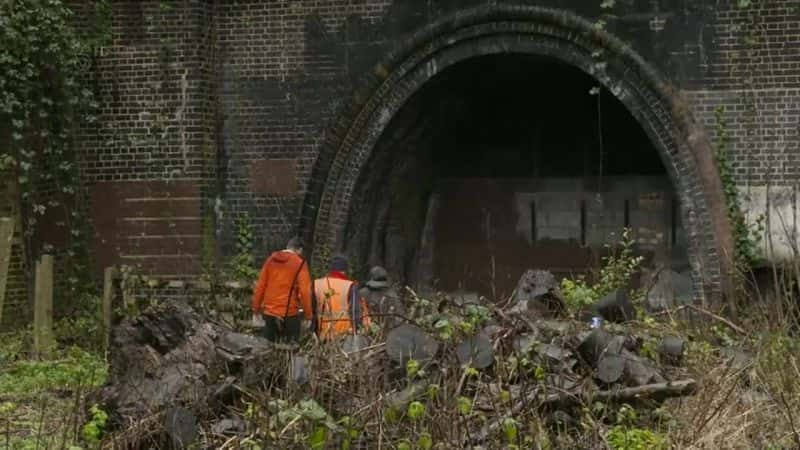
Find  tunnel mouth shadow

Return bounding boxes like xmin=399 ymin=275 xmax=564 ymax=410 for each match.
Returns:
xmin=343 ymin=54 xmax=689 ymax=298
xmin=302 ymin=5 xmax=732 ymax=304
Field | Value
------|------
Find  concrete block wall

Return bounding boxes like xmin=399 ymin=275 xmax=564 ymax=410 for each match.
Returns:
xmin=512 ymin=177 xmax=680 ymax=252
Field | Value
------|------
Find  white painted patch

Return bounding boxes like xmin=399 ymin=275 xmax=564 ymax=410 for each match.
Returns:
xmin=739 ymin=185 xmax=799 ymax=262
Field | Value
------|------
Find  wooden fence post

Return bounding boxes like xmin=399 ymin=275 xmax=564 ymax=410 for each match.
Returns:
xmin=33 ymin=254 xmax=54 ymax=359
xmin=102 ymin=266 xmax=116 ymax=350
xmin=0 ymin=217 xmax=14 ymax=324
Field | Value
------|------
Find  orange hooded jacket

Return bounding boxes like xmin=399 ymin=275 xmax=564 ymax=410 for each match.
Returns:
xmin=251 ymin=250 xmax=313 ymax=319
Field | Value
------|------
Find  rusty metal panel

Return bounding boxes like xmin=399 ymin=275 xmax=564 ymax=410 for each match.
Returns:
xmin=89 ymin=181 xmax=203 ymax=277
xmin=249 ymin=159 xmax=297 ymax=195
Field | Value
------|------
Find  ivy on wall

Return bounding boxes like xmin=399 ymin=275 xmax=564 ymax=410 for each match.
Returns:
xmin=714 ymin=106 xmax=765 ymax=273
xmin=0 ymin=0 xmax=110 ymax=297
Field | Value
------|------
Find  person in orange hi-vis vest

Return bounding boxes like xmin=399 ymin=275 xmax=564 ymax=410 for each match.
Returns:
xmin=313 ymin=254 xmax=370 ymax=341
xmin=251 ymin=237 xmax=313 ymax=343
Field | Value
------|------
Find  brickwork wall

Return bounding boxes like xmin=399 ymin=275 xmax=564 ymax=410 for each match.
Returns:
xmin=208 ymin=1 xmax=800 ymax=264
xmin=214 ymin=0 xmax=393 ymax=255
xmin=78 ymin=1 xmax=216 ymax=278
xmin=0 ymin=177 xmax=27 ymax=329
xmin=40 ymin=1 xmax=798 ymax=297
xmin=688 ymin=1 xmax=800 ymax=186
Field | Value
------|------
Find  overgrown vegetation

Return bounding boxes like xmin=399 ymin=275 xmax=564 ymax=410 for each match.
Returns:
xmin=228 ymin=213 xmax=259 ymax=283
xmin=76 ymin=227 xmax=794 ymax=449
xmin=3 ymin=228 xmax=797 ymax=449
xmin=713 ymin=105 xmax=765 ymax=272
xmin=606 ymin=404 xmax=666 ymax=450
xmin=0 ymin=0 xmax=110 ymax=300
xmin=560 ymin=228 xmax=644 ymax=314
xmin=0 ymin=326 xmax=108 ymax=449
xmin=0 ymin=23 xmax=109 ymax=443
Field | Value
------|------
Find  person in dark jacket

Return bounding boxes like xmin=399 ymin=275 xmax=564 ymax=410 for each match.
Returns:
xmin=359 ymin=266 xmax=404 ymax=329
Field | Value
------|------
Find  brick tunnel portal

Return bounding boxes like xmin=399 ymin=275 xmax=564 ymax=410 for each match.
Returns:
xmin=343 ymin=54 xmax=688 ymax=298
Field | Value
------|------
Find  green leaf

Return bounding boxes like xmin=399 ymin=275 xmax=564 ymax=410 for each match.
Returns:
xmin=417 ymin=433 xmax=433 ymax=450
xmin=427 ymin=384 xmax=440 ymax=401
xmin=308 ymin=426 xmax=327 ymax=449
xmin=503 ymin=417 xmax=519 ymax=443
xmin=406 ymin=359 xmax=420 ymax=378
xmin=407 ymin=401 xmax=426 ymax=421
xmin=384 ymin=406 xmax=400 ymax=424
xmin=457 ymin=396 xmax=472 ymax=416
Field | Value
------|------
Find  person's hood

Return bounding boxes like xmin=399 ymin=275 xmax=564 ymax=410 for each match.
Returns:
xmin=270 ymin=250 xmax=298 ymax=264
xmin=365 ymin=279 xmax=389 ymax=289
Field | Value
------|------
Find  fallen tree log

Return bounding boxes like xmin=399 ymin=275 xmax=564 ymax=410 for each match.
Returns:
xmin=94 ymin=301 xmax=281 ymax=448
xmin=472 ymin=379 xmax=697 ymax=444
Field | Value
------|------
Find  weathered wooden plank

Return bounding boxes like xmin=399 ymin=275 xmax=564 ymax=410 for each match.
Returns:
xmin=34 ymin=254 xmax=54 ymax=358
xmin=102 ymin=266 xmax=117 ymax=350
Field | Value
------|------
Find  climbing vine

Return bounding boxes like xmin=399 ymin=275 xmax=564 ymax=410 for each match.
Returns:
xmin=713 ymin=106 xmax=764 ymax=271
xmin=228 ymin=214 xmax=258 ymax=282
xmin=0 ymin=0 xmax=110 ymax=297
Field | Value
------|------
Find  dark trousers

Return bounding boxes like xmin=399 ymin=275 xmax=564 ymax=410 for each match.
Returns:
xmin=260 ymin=314 xmax=302 ymax=343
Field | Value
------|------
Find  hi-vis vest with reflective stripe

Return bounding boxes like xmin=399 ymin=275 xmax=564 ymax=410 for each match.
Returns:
xmin=314 ymin=277 xmax=369 ymax=340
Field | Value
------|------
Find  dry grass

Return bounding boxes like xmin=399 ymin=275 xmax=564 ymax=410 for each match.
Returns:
xmin=2 ymin=266 xmax=797 ymax=450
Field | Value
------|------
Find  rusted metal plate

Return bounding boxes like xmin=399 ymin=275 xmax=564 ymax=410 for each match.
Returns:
xmin=89 ymin=181 xmax=203 ymax=277
xmin=249 ymin=159 xmax=297 ymax=195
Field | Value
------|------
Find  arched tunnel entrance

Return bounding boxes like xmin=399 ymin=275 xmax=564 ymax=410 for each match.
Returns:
xmin=343 ymin=54 xmax=687 ymax=298
xmin=302 ymin=6 xmax=734 ymax=304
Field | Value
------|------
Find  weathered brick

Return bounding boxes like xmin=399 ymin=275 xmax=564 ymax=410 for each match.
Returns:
xmin=49 ymin=1 xmax=800 ymax=307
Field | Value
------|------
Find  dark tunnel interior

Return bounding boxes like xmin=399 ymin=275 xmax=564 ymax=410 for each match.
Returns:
xmin=344 ymin=53 xmax=688 ymax=298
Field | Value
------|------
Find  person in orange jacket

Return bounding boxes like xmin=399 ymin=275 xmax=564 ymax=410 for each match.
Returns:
xmin=313 ymin=254 xmax=370 ymax=341
xmin=251 ymin=237 xmax=313 ymax=343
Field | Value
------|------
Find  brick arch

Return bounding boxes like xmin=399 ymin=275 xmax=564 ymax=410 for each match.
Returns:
xmin=301 ymin=5 xmax=734 ymax=303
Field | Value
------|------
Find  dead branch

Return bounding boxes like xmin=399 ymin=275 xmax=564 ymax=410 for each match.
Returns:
xmin=654 ymin=304 xmax=748 ymax=336
xmin=473 ymin=379 xmax=697 ymax=444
